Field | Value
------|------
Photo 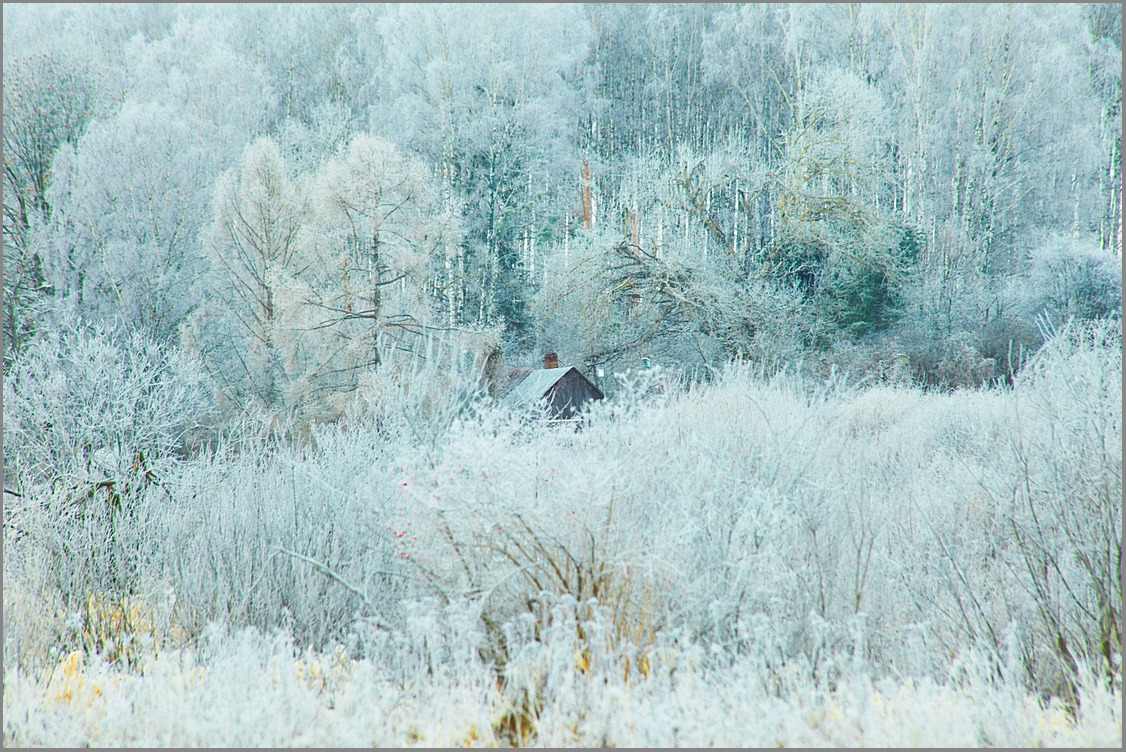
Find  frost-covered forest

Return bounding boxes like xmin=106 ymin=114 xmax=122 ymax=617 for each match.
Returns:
xmin=2 ymin=3 xmax=1122 ymax=746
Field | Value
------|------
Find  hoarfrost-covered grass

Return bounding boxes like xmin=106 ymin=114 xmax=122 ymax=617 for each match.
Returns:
xmin=3 ymin=628 xmax=1120 ymax=747
xmin=3 ymin=321 xmax=1121 ymax=746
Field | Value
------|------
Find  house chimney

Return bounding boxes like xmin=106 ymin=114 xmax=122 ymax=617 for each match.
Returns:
xmin=543 ymin=353 xmax=559 ymax=369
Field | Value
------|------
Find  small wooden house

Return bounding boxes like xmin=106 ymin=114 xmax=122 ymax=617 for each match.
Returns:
xmin=496 ymin=354 xmax=604 ymax=420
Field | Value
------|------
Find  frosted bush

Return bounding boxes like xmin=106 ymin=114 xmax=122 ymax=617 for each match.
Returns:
xmin=991 ymin=319 xmax=1121 ymax=697
xmin=3 ymin=318 xmax=210 ymax=495
xmin=3 ymin=319 xmax=211 ymax=667
xmin=1024 ymin=234 xmax=1122 ymax=323
xmin=145 ymin=420 xmax=410 ymax=652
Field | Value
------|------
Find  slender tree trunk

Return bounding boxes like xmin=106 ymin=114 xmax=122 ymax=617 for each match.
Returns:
xmin=371 ymin=227 xmax=382 ymax=367
xmin=582 ymin=161 xmax=593 ymax=229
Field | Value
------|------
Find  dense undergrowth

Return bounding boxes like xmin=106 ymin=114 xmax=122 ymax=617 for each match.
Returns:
xmin=3 ymin=320 xmax=1121 ymax=746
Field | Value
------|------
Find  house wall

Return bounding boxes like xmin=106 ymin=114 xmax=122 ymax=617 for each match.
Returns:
xmin=546 ymin=369 xmax=603 ymax=419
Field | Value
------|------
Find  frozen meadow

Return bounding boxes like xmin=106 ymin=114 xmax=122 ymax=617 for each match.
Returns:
xmin=3 ymin=320 xmax=1120 ymax=747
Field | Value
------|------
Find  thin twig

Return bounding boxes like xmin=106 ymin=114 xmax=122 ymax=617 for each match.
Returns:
xmin=274 ymin=546 xmax=394 ymax=630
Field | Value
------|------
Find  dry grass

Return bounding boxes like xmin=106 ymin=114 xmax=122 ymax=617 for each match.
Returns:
xmin=3 ymin=628 xmax=1120 ymax=747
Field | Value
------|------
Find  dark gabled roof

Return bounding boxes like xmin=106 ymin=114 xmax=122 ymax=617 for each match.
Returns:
xmin=496 ymin=366 xmax=603 ymax=411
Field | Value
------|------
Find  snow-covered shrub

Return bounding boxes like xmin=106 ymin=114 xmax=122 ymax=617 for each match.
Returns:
xmin=3 ymin=319 xmax=211 ymax=670
xmin=145 ymin=420 xmax=408 ymax=654
xmin=1024 ymin=233 xmax=1122 ymax=323
xmin=3 ymin=320 xmax=209 ymax=588
xmin=994 ymin=318 xmax=1121 ymax=699
xmin=881 ymin=318 xmax=1122 ymax=704
xmin=3 ymin=318 xmax=210 ymax=496
xmin=351 ymin=327 xmax=501 ymax=450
